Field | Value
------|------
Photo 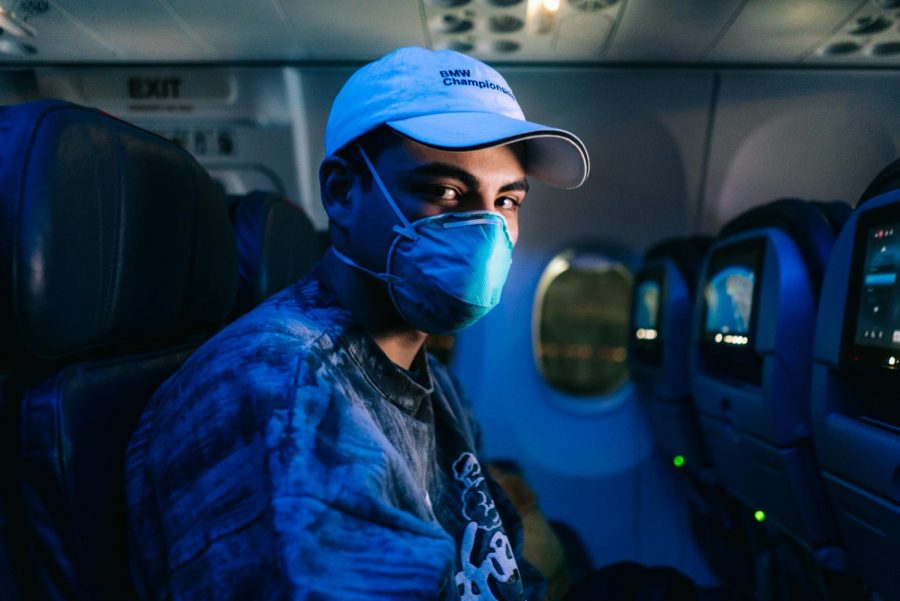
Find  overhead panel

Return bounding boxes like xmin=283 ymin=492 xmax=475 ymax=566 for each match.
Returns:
xmin=606 ymin=0 xmax=745 ymax=62
xmin=165 ymin=0 xmax=301 ymax=61
xmin=48 ymin=0 xmax=215 ymax=61
xmin=278 ymin=0 xmax=427 ymax=60
xmin=805 ymin=1 xmax=900 ymax=64
xmin=0 ymin=0 xmax=121 ymax=61
xmin=0 ymin=0 xmax=426 ymax=63
xmin=422 ymin=0 xmax=624 ymax=62
xmin=0 ymin=0 xmax=893 ymax=65
xmin=705 ymin=0 xmax=863 ymax=63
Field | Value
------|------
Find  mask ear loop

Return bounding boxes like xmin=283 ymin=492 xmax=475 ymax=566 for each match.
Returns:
xmin=357 ymin=145 xmax=419 ymax=241
xmin=357 ymin=144 xmax=434 ymax=329
xmin=329 ymin=244 xmax=401 ymax=284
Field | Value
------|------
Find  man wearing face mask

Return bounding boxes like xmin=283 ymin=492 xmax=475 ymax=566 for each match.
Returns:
xmin=126 ymin=47 xmax=589 ymax=601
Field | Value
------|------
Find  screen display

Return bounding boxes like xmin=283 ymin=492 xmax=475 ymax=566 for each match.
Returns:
xmin=853 ymin=222 xmax=900 ymax=351
xmin=699 ymin=241 xmax=763 ymax=382
xmin=842 ymin=206 xmax=900 ymax=425
xmin=702 ymin=244 xmax=760 ymax=348
xmin=631 ymin=267 xmax=664 ymax=366
xmin=634 ymin=279 xmax=661 ymax=336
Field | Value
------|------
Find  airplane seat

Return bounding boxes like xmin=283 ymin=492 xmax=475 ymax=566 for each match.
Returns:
xmin=692 ymin=198 xmax=850 ymax=555
xmin=812 ymin=160 xmax=900 ymax=600
xmin=226 ymin=190 xmax=322 ymax=318
xmin=629 ymin=235 xmax=714 ymax=474
xmin=857 ymin=155 xmax=900 ymax=205
xmin=629 ymin=236 xmax=765 ymax=594
xmin=0 ymin=99 xmax=239 ymax=600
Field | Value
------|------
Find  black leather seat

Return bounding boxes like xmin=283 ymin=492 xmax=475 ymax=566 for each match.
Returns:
xmin=226 ymin=191 xmax=322 ymax=317
xmin=0 ymin=99 xmax=238 ymax=600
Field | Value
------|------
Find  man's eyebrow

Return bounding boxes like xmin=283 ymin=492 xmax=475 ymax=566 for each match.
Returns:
xmin=499 ymin=179 xmax=529 ymax=194
xmin=409 ymin=163 xmax=479 ymax=190
xmin=409 ymin=163 xmax=529 ymax=194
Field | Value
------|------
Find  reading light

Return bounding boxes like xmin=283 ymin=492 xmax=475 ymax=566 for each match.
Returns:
xmin=529 ymin=0 xmax=560 ymax=33
xmin=0 ymin=8 xmax=36 ymax=38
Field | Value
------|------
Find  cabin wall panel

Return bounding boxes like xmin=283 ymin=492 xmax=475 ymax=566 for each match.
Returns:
xmin=704 ymin=70 xmax=900 ymax=231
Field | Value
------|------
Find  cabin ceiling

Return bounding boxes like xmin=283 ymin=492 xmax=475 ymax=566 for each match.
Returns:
xmin=0 ymin=0 xmax=897 ymax=66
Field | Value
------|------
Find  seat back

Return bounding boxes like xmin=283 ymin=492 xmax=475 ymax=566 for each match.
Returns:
xmin=629 ymin=236 xmax=713 ymax=473
xmin=227 ymin=190 xmax=322 ymax=317
xmin=691 ymin=198 xmax=849 ymax=548
xmin=812 ymin=166 xmax=900 ymax=599
xmin=0 ymin=99 xmax=238 ymax=600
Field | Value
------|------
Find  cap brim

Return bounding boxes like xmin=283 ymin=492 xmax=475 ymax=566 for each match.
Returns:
xmin=386 ymin=111 xmax=590 ymax=190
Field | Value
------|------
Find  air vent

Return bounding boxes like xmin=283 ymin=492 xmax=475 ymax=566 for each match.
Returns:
xmin=870 ymin=41 xmax=900 ymax=55
xmin=488 ymin=14 xmax=524 ymax=32
xmin=490 ymin=39 xmax=520 ymax=52
xmin=821 ymin=41 xmax=862 ymax=56
xmin=848 ymin=15 xmax=892 ymax=35
xmin=430 ymin=0 xmax=472 ymax=7
xmin=568 ymin=0 xmax=617 ymax=12
xmin=439 ymin=39 xmax=475 ymax=52
xmin=483 ymin=0 xmax=523 ymax=6
xmin=433 ymin=14 xmax=474 ymax=33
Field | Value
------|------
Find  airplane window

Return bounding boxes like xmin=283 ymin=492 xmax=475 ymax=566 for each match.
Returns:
xmin=534 ymin=249 xmax=632 ymax=396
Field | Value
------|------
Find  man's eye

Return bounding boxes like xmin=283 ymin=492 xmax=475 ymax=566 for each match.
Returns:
xmin=496 ymin=197 xmax=520 ymax=211
xmin=431 ymin=186 xmax=460 ymax=202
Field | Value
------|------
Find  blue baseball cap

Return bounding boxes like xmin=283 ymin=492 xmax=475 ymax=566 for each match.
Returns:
xmin=325 ymin=47 xmax=590 ymax=189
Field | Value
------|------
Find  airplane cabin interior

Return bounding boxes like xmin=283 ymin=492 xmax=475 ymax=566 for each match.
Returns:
xmin=0 ymin=0 xmax=899 ymax=599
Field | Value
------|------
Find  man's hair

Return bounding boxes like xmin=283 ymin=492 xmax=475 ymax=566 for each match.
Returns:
xmin=334 ymin=124 xmax=404 ymax=191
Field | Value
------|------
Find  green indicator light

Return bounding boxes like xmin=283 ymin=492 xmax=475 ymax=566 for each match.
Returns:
xmin=673 ymin=455 xmax=685 ymax=468
xmin=754 ymin=510 xmax=766 ymax=523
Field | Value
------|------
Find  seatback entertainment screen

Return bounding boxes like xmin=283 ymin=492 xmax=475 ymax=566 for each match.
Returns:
xmin=698 ymin=240 xmax=764 ymax=383
xmin=852 ymin=222 xmax=900 ymax=352
xmin=841 ymin=205 xmax=900 ymax=425
xmin=631 ymin=266 xmax=664 ymax=365
xmin=702 ymin=243 xmax=761 ymax=349
xmin=634 ymin=279 xmax=661 ymax=335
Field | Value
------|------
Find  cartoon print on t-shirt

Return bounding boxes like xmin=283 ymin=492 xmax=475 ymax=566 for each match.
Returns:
xmin=452 ymin=452 xmax=501 ymax=529
xmin=452 ymin=452 xmax=520 ymax=600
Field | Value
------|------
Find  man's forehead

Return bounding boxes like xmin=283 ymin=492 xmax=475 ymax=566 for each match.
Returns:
xmin=382 ymin=138 xmax=527 ymax=183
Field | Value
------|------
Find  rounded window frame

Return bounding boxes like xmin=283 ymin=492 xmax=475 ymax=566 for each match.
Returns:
xmin=531 ymin=245 xmax=636 ymax=406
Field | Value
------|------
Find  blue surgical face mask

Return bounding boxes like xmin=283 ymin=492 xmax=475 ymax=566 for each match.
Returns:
xmin=330 ymin=145 xmax=514 ymax=334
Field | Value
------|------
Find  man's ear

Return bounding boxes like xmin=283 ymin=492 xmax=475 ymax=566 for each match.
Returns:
xmin=319 ymin=156 xmax=356 ymax=230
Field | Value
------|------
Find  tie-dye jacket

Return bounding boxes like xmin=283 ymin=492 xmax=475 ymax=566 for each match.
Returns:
xmin=126 ymin=267 xmax=545 ymax=600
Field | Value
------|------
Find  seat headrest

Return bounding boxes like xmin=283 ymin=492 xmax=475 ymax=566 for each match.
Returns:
xmin=858 ymin=156 xmax=900 ymax=207
xmin=226 ymin=191 xmax=321 ymax=316
xmin=644 ymin=235 xmax=714 ymax=290
xmin=719 ymin=198 xmax=850 ymax=295
xmin=0 ymin=99 xmax=238 ymax=363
